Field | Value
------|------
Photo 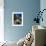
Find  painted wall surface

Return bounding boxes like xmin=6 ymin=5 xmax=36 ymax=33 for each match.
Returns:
xmin=40 ymin=0 xmax=46 ymax=27
xmin=4 ymin=0 xmax=40 ymax=42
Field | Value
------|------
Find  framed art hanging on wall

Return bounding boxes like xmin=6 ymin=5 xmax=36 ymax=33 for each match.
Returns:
xmin=12 ymin=12 xmax=23 ymax=26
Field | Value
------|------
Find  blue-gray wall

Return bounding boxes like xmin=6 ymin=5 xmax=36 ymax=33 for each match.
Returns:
xmin=4 ymin=0 xmax=40 ymax=42
xmin=40 ymin=0 xmax=46 ymax=27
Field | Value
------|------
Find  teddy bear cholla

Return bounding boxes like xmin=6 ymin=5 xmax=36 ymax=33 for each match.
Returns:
xmin=23 ymin=32 xmax=34 ymax=46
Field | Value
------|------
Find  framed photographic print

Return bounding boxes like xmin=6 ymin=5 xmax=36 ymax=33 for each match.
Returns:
xmin=12 ymin=12 xmax=23 ymax=26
